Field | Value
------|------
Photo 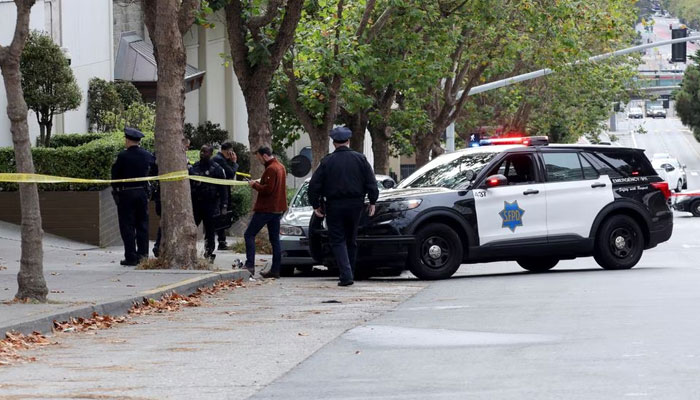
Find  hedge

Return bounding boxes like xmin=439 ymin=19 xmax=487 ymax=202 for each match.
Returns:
xmin=0 ymin=132 xmax=154 ymax=191
xmin=46 ymin=132 xmax=104 ymax=148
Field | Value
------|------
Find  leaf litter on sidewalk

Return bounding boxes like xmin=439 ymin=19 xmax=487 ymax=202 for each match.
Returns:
xmin=1 ymin=278 xmax=248 ymax=367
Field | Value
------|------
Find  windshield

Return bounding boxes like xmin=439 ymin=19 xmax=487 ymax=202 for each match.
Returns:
xmin=398 ymin=151 xmax=498 ymax=189
xmin=290 ymin=179 xmax=394 ymax=208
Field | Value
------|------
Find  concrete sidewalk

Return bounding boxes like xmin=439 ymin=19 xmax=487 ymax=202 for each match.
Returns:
xmin=0 ymin=221 xmax=257 ymax=335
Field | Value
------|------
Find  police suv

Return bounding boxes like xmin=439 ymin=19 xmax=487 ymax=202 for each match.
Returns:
xmin=310 ymin=137 xmax=673 ymax=280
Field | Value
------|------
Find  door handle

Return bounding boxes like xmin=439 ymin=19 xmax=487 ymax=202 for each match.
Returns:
xmin=591 ymin=182 xmax=606 ymax=188
xmin=523 ymin=189 xmax=539 ymax=195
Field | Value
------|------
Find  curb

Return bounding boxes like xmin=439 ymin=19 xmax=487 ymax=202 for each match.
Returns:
xmin=2 ymin=270 xmax=250 ymax=336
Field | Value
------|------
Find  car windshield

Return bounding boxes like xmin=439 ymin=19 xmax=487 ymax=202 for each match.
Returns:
xmin=290 ymin=179 xmax=393 ymax=208
xmin=399 ymin=151 xmax=498 ymax=189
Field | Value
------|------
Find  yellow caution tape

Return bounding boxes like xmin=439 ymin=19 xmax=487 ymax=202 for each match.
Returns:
xmin=0 ymin=170 xmax=250 ymax=186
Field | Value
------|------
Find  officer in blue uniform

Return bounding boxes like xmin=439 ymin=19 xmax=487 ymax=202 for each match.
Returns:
xmin=111 ymin=127 xmax=155 ymax=266
xmin=308 ymin=127 xmax=379 ymax=286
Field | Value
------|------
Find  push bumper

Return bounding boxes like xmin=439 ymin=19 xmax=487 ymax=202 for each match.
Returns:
xmin=318 ymin=234 xmax=414 ymax=268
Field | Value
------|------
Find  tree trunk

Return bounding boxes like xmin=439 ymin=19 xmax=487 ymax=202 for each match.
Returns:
xmin=44 ymin=119 xmax=53 ymax=148
xmin=368 ymin=121 xmax=390 ymax=174
xmin=347 ymin=112 xmax=368 ymax=153
xmin=0 ymin=0 xmax=48 ymax=302
xmin=38 ymin=122 xmax=45 ymax=147
xmin=414 ymin=134 xmax=434 ymax=168
xmin=309 ymin=128 xmax=329 ymax=171
xmin=244 ymin=86 xmax=272 ymax=179
xmin=147 ymin=0 xmax=198 ymax=269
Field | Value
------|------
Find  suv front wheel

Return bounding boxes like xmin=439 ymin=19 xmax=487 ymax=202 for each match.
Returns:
xmin=593 ymin=215 xmax=644 ymax=270
xmin=408 ymin=223 xmax=463 ymax=280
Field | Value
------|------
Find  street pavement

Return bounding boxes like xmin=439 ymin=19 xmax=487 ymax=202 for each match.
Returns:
xmin=0 ymin=221 xmax=251 ymax=335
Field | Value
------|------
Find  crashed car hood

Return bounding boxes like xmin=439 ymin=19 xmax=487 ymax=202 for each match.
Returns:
xmin=377 ymin=187 xmax=453 ymax=201
xmin=282 ymin=207 xmax=313 ymax=227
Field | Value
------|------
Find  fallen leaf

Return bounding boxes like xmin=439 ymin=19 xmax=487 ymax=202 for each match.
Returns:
xmin=298 ymin=332 xmax=309 ymax=336
xmin=0 ymin=266 xmax=6 ymax=271
xmin=322 ymin=300 xmax=342 ymax=304
xmin=355 ymin=350 xmax=361 ymax=355
xmin=50 ymin=272 xmax=60 ymax=276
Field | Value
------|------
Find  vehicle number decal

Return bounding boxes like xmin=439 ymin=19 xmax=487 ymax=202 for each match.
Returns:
xmin=474 ymin=190 xmax=487 ymax=198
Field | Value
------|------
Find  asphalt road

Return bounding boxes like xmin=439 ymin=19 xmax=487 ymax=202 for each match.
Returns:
xmin=616 ymin=110 xmax=700 ymax=190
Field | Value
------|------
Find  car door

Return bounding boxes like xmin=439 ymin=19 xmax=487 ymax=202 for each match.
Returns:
xmin=474 ymin=152 xmax=547 ymax=245
xmin=541 ymin=151 xmax=613 ymax=239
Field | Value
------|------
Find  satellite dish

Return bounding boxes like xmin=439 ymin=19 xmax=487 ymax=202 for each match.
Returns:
xmin=290 ymin=155 xmax=311 ymax=177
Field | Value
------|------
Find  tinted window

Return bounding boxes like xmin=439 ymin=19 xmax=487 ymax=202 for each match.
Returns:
xmin=402 ymin=152 xmax=497 ymax=189
xmin=592 ymin=150 xmax=656 ymax=177
xmin=543 ymin=152 xmax=583 ymax=182
xmin=580 ymin=155 xmax=598 ymax=179
xmin=487 ymin=153 xmax=538 ymax=185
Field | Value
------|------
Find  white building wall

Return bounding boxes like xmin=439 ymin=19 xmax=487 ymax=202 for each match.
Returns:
xmin=0 ymin=0 xmax=113 ymax=146
xmin=0 ymin=0 xmax=46 ymax=147
xmin=59 ymin=0 xmax=113 ymax=134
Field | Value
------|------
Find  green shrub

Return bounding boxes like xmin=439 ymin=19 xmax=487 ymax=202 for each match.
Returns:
xmin=0 ymin=131 xmax=155 ymax=192
xmin=87 ymin=78 xmax=121 ymax=132
xmin=113 ymin=81 xmax=142 ymax=109
xmin=230 ymin=186 xmax=252 ymax=224
xmin=47 ymin=133 xmax=104 ymax=148
xmin=185 ymin=121 xmax=229 ymax=149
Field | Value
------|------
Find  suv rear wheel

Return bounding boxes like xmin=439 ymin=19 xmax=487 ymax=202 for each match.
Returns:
xmin=517 ymin=257 xmax=559 ymax=273
xmin=594 ymin=215 xmax=644 ymax=270
xmin=408 ymin=223 xmax=463 ymax=280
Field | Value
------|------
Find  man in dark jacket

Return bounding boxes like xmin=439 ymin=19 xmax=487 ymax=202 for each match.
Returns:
xmin=308 ymin=127 xmax=378 ymax=286
xmin=244 ymin=146 xmax=287 ymax=279
xmin=111 ymin=127 xmax=156 ymax=266
xmin=211 ymin=141 xmax=239 ymax=250
xmin=190 ymin=144 xmax=227 ymax=262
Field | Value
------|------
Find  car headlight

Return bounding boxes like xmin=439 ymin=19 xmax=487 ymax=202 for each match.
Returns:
xmin=377 ymin=199 xmax=422 ymax=214
xmin=280 ymin=224 xmax=304 ymax=236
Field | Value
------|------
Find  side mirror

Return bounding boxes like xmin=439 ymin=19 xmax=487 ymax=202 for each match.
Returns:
xmin=682 ymin=164 xmax=687 ymax=170
xmin=664 ymin=165 xmax=675 ymax=172
xmin=382 ymin=179 xmax=395 ymax=189
xmin=485 ymin=174 xmax=508 ymax=188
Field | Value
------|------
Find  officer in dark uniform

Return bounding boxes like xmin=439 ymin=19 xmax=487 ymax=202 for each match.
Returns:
xmin=189 ymin=144 xmax=227 ymax=262
xmin=211 ymin=141 xmax=239 ymax=250
xmin=111 ymin=127 xmax=155 ymax=266
xmin=308 ymin=127 xmax=378 ymax=286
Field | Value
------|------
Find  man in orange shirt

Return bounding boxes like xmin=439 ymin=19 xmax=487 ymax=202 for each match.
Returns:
xmin=245 ymin=146 xmax=288 ymax=278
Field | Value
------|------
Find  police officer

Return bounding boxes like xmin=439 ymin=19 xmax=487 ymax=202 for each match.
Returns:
xmin=189 ymin=144 xmax=227 ymax=262
xmin=211 ymin=141 xmax=239 ymax=250
xmin=111 ymin=127 xmax=155 ymax=266
xmin=308 ymin=127 xmax=378 ymax=286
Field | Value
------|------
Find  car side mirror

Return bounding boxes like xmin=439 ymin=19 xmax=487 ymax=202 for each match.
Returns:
xmin=382 ymin=179 xmax=395 ymax=189
xmin=664 ymin=165 xmax=675 ymax=172
xmin=682 ymin=164 xmax=687 ymax=169
xmin=485 ymin=174 xmax=508 ymax=188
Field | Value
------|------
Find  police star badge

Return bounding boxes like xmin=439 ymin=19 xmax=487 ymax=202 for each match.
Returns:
xmin=499 ymin=201 xmax=525 ymax=232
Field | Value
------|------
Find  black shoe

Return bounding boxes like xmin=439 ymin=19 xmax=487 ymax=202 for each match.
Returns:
xmin=261 ymin=271 xmax=281 ymax=279
xmin=338 ymin=281 xmax=354 ymax=287
xmin=120 ymin=259 xmax=138 ymax=266
xmin=152 ymin=247 xmax=160 ymax=257
xmin=218 ymin=242 xmax=230 ymax=251
xmin=205 ymin=253 xmax=216 ymax=263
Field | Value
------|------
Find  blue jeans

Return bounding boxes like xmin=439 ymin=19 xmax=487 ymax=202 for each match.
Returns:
xmin=244 ymin=212 xmax=282 ymax=273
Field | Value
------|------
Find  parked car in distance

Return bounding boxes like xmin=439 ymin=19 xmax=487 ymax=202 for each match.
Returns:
xmin=646 ymin=105 xmax=667 ymax=119
xmin=628 ymin=107 xmax=644 ymax=119
xmin=672 ymin=190 xmax=700 ymax=217
xmin=279 ymin=174 xmax=396 ymax=276
xmin=651 ymin=157 xmax=687 ymax=192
